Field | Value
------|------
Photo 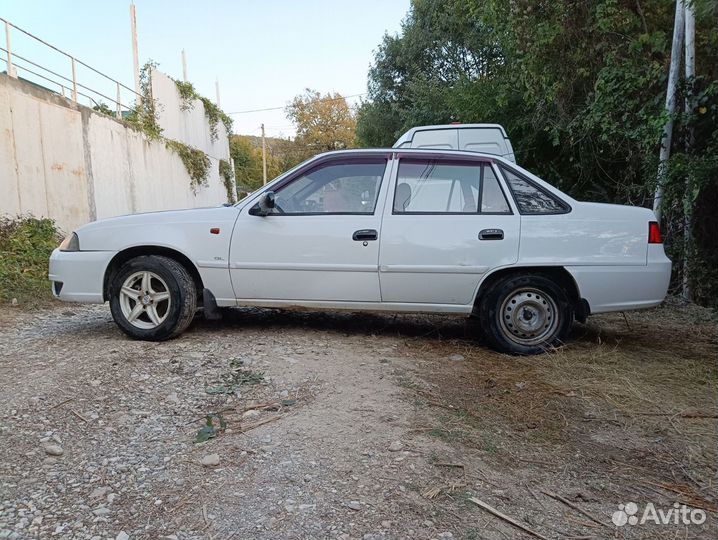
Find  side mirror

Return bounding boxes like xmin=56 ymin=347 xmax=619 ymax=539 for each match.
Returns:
xmin=249 ymin=191 xmax=276 ymax=216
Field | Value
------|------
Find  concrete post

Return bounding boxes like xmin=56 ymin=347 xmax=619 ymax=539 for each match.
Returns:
xmin=130 ymin=3 xmax=141 ymax=99
xmin=116 ymin=82 xmax=122 ymax=119
xmin=5 ymin=21 xmax=16 ymax=78
xmin=71 ymin=57 xmax=78 ymax=102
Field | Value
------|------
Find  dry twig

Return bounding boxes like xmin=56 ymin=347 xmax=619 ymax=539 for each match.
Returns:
xmin=541 ymin=490 xmax=610 ymax=528
xmin=468 ymin=497 xmax=551 ymax=540
xmin=238 ymin=415 xmax=280 ymax=433
xmin=422 ymin=482 xmax=466 ymax=499
xmin=641 ymin=481 xmax=717 ymax=513
xmin=49 ymin=397 xmax=74 ymax=409
xmin=70 ymin=409 xmax=89 ymax=423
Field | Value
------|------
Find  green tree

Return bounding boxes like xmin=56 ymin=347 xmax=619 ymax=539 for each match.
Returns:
xmin=230 ymin=135 xmax=264 ymax=191
xmin=286 ymin=89 xmax=357 ymax=156
xmin=230 ymin=135 xmax=306 ymax=192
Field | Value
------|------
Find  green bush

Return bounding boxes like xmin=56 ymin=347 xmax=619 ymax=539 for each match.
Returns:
xmin=0 ymin=216 xmax=60 ymax=306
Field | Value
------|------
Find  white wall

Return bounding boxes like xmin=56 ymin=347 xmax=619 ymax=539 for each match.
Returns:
xmin=151 ymin=69 xmax=230 ymax=161
xmin=0 ymin=73 xmax=234 ymax=234
xmin=0 ymin=76 xmax=91 ymax=230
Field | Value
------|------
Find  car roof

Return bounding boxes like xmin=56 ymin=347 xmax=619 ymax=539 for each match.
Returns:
xmin=239 ymin=147 xmax=576 ymax=208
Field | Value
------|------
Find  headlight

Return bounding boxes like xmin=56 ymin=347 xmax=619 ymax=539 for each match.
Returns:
xmin=59 ymin=232 xmax=80 ymax=252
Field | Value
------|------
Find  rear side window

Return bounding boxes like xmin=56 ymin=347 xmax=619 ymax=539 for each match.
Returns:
xmin=481 ymin=166 xmax=511 ymax=214
xmin=394 ymin=159 xmax=511 ymax=214
xmin=500 ymin=166 xmax=569 ymax=214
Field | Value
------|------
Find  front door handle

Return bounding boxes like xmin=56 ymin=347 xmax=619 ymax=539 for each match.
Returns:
xmin=353 ymin=229 xmax=378 ymax=241
xmin=479 ymin=228 xmax=504 ymax=240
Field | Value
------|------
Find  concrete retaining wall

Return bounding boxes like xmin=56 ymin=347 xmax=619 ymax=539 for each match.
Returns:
xmin=0 ymin=72 xmax=234 ymax=234
xmin=151 ymin=70 xmax=230 ymax=162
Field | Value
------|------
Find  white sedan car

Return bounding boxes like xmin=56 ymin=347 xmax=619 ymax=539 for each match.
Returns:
xmin=49 ymin=149 xmax=671 ymax=354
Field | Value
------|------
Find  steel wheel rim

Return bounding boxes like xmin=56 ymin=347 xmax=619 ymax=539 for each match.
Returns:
xmin=499 ymin=287 xmax=559 ymax=346
xmin=118 ymin=271 xmax=171 ymax=329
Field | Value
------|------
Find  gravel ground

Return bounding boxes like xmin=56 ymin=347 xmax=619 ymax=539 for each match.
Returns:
xmin=0 ymin=303 xmax=715 ymax=540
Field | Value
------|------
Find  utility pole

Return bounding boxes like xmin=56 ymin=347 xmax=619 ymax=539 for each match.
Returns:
xmin=130 ymin=3 xmax=141 ymax=98
xmin=652 ymin=0 xmax=685 ymax=222
xmin=261 ymin=123 xmax=267 ymax=185
xmin=683 ymin=1 xmax=695 ymax=301
xmin=181 ymin=49 xmax=188 ymax=82
xmin=215 ymin=78 xmax=221 ymax=107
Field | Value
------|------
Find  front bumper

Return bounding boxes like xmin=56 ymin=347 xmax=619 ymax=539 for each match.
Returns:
xmin=48 ymin=249 xmax=116 ymax=303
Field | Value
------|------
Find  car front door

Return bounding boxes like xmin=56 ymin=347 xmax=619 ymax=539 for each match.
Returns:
xmin=229 ymin=154 xmax=391 ymax=303
xmin=378 ymin=155 xmax=520 ymax=306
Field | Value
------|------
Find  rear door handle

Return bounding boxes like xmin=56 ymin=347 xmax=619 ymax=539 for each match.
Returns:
xmin=353 ymin=229 xmax=378 ymax=241
xmin=479 ymin=228 xmax=504 ymax=240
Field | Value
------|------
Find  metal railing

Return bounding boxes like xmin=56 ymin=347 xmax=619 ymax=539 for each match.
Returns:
xmin=1 ymin=17 xmax=141 ymax=118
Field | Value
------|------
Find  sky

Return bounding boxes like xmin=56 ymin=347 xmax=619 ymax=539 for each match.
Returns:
xmin=0 ymin=0 xmax=410 ymax=137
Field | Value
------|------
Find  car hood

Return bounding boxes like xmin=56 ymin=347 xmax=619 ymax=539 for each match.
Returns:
xmin=76 ymin=206 xmax=237 ymax=233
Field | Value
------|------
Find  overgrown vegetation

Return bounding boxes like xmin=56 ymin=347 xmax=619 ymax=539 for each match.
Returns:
xmin=165 ymin=140 xmax=211 ymax=191
xmin=173 ymin=79 xmax=234 ymax=140
xmin=92 ymin=102 xmax=115 ymax=117
xmin=122 ymin=62 xmax=235 ymax=200
xmin=126 ymin=60 xmax=163 ymax=140
xmin=201 ymin=96 xmax=233 ymax=141
xmin=219 ymin=159 xmax=236 ymax=203
xmin=357 ymin=0 xmax=718 ymax=307
xmin=0 ymin=217 xmax=60 ymax=307
xmin=174 ymin=80 xmax=196 ymax=112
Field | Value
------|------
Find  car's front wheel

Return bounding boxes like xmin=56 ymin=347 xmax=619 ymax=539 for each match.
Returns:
xmin=109 ymin=255 xmax=197 ymax=341
xmin=479 ymin=274 xmax=572 ymax=355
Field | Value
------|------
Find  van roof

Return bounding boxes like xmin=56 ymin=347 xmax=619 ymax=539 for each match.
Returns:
xmin=308 ymin=147 xmax=510 ymax=163
xmin=393 ymin=123 xmax=510 ymax=148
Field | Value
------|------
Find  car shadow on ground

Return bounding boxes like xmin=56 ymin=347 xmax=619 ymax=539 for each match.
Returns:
xmin=193 ymin=306 xmax=480 ymax=341
xmin=46 ymin=303 xmax=630 ymax=353
xmin=187 ymin=306 xmax=612 ymax=354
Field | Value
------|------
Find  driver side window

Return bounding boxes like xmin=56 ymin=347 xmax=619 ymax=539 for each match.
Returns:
xmin=272 ymin=159 xmax=387 ymax=215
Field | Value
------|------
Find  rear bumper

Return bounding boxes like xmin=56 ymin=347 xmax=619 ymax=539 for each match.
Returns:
xmin=567 ymin=257 xmax=672 ymax=314
xmin=48 ymin=249 xmax=115 ymax=303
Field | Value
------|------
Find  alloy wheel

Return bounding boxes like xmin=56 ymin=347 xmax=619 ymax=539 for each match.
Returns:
xmin=118 ymin=271 xmax=171 ymax=329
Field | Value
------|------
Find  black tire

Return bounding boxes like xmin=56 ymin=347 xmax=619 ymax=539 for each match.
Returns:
xmin=478 ymin=274 xmax=573 ymax=355
xmin=109 ymin=255 xmax=197 ymax=341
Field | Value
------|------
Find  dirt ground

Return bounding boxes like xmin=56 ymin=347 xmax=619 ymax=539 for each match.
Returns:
xmin=0 ymin=301 xmax=716 ymax=540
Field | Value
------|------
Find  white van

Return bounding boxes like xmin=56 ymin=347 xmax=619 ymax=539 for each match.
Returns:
xmin=393 ymin=124 xmax=516 ymax=163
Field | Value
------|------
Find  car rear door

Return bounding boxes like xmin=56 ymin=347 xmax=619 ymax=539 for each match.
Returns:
xmin=229 ymin=154 xmax=392 ymax=303
xmin=378 ymin=154 xmax=519 ymax=306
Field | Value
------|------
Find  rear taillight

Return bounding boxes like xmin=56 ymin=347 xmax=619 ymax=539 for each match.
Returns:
xmin=648 ymin=221 xmax=663 ymax=244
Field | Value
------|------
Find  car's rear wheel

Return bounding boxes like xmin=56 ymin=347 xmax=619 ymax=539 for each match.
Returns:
xmin=479 ymin=274 xmax=572 ymax=355
xmin=109 ymin=255 xmax=196 ymax=341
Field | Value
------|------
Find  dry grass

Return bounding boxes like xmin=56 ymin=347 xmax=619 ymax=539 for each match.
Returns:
xmin=399 ymin=299 xmax=717 ymax=535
